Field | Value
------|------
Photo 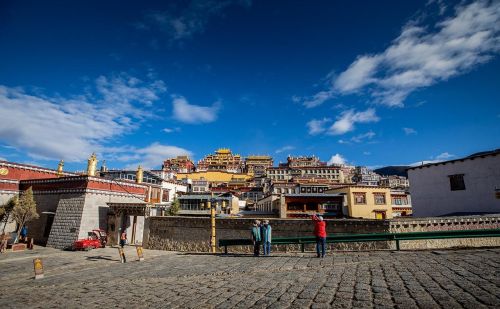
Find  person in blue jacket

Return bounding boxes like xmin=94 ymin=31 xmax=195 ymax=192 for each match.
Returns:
xmin=20 ymin=225 xmax=28 ymax=243
xmin=251 ymin=220 xmax=261 ymax=256
xmin=261 ymin=220 xmax=272 ymax=256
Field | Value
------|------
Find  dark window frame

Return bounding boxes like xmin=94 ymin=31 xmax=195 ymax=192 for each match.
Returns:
xmin=449 ymin=174 xmax=466 ymax=191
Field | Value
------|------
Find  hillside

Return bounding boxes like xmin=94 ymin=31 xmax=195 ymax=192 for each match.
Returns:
xmin=374 ymin=166 xmax=410 ymax=177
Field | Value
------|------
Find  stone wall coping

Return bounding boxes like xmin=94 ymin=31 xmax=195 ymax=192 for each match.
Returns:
xmin=150 ymin=216 xmax=392 ymax=224
xmin=390 ymin=214 xmax=500 ymax=224
xmin=149 ymin=214 xmax=500 ymax=226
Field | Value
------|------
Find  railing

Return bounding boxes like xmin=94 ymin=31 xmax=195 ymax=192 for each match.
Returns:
xmin=218 ymin=229 xmax=500 ymax=254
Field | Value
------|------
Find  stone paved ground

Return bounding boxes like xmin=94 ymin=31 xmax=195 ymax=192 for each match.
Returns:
xmin=0 ymin=246 xmax=499 ymax=308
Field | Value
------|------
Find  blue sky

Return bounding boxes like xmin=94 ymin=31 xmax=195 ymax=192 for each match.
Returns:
xmin=0 ymin=0 xmax=499 ymax=171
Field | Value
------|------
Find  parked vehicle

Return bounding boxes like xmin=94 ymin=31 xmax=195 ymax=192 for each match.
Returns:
xmin=72 ymin=229 xmax=107 ymax=251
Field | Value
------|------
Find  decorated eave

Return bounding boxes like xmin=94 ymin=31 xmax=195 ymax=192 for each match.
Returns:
xmin=107 ymin=202 xmax=150 ymax=216
xmin=0 ymin=160 xmax=76 ymax=176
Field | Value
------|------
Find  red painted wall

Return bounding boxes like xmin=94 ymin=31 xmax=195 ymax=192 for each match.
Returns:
xmin=0 ymin=162 xmax=62 ymax=181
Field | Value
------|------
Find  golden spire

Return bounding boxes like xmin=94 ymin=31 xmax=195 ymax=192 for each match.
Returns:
xmin=57 ymin=160 xmax=64 ymax=177
xmin=87 ymin=153 xmax=98 ymax=176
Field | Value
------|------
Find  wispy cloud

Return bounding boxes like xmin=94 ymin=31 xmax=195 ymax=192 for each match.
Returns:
xmin=307 ymin=109 xmax=379 ymax=136
xmin=299 ymin=0 xmax=500 ymax=107
xmin=163 ymin=127 xmax=181 ymax=133
xmin=327 ymin=153 xmax=346 ymax=165
xmin=306 ymin=118 xmax=331 ymax=135
xmin=275 ymin=145 xmax=295 ymax=154
xmin=338 ymin=131 xmax=376 ymax=144
xmin=409 ymin=151 xmax=455 ymax=166
xmin=300 ymin=91 xmax=335 ymax=108
xmin=350 ymin=131 xmax=376 ymax=143
xmin=0 ymin=73 xmax=167 ymax=162
xmin=137 ymin=0 xmax=252 ymax=42
xmin=172 ymin=96 xmax=221 ymax=124
xmin=122 ymin=142 xmax=192 ymax=169
xmin=434 ymin=152 xmax=455 ymax=161
xmin=327 ymin=108 xmax=379 ymax=135
xmin=403 ymin=127 xmax=418 ymax=135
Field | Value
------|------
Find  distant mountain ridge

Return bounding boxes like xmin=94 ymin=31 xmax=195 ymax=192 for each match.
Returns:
xmin=374 ymin=166 xmax=410 ymax=177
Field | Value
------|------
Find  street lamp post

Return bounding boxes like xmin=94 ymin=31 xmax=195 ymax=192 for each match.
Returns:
xmin=209 ymin=196 xmax=216 ymax=253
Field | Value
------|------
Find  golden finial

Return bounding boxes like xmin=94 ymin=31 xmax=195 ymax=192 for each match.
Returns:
xmin=57 ymin=160 xmax=64 ymax=177
xmin=87 ymin=153 xmax=98 ymax=176
xmin=136 ymin=165 xmax=144 ymax=183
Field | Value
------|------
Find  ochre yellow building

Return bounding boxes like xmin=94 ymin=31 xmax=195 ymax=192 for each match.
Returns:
xmin=177 ymin=171 xmax=251 ymax=185
xmin=327 ymin=185 xmax=393 ymax=219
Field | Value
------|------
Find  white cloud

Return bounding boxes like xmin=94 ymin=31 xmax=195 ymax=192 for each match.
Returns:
xmin=336 ymin=131 xmax=376 ymax=144
xmin=124 ymin=142 xmax=192 ymax=170
xmin=0 ymin=74 xmax=167 ymax=162
xmin=163 ymin=127 xmax=181 ymax=133
xmin=172 ymin=96 xmax=220 ymax=124
xmin=434 ymin=152 xmax=455 ymax=161
xmin=350 ymin=131 xmax=376 ymax=143
xmin=300 ymin=0 xmax=500 ymax=107
xmin=327 ymin=108 xmax=379 ymax=135
xmin=275 ymin=145 xmax=295 ymax=154
xmin=327 ymin=153 xmax=346 ymax=165
xmin=363 ymin=151 xmax=371 ymax=155
xmin=409 ymin=151 xmax=455 ymax=166
xmin=301 ymin=91 xmax=335 ymax=108
xmin=403 ymin=127 xmax=418 ymax=135
xmin=334 ymin=55 xmax=382 ymax=93
xmin=306 ymin=118 xmax=331 ymax=135
xmin=139 ymin=1 xmax=252 ymax=41
xmin=96 ymin=74 xmax=166 ymax=107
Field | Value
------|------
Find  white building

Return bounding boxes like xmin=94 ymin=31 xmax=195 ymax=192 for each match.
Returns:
xmin=390 ymin=190 xmax=412 ymax=217
xmin=161 ymin=180 xmax=188 ymax=202
xmin=407 ymin=149 xmax=500 ymax=217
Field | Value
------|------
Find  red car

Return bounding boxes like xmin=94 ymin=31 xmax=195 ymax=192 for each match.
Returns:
xmin=73 ymin=229 xmax=107 ymax=251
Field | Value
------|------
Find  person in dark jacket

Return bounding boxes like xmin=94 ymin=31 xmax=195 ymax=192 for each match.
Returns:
xmin=251 ymin=220 xmax=261 ymax=256
xmin=312 ymin=214 xmax=327 ymax=258
xmin=120 ymin=229 xmax=127 ymax=248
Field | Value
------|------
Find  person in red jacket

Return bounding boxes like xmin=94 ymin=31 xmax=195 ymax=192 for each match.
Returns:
xmin=312 ymin=214 xmax=327 ymax=258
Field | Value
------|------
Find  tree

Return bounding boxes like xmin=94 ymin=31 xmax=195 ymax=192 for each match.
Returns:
xmin=167 ymin=198 xmax=180 ymax=216
xmin=1 ymin=196 xmax=18 ymax=233
xmin=11 ymin=187 xmax=39 ymax=243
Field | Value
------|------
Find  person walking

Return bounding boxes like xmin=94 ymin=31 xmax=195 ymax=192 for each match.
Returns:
xmin=120 ymin=229 xmax=127 ymax=248
xmin=20 ymin=225 xmax=28 ymax=243
xmin=0 ymin=232 xmax=9 ymax=253
xmin=261 ymin=220 xmax=272 ymax=256
xmin=251 ymin=220 xmax=261 ymax=256
xmin=312 ymin=214 xmax=327 ymax=258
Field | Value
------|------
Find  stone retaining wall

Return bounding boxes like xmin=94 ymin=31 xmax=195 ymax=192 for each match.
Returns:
xmin=146 ymin=216 xmax=388 ymax=252
xmin=145 ymin=214 xmax=500 ymax=252
xmin=388 ymin=215 xmax=500 ymax=250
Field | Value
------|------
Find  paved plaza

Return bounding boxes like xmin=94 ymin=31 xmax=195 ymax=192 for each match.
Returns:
xmin=0 ymin=246 xmax=499 ymax=308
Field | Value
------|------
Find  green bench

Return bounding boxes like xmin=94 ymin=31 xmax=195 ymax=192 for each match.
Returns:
xmin=218 ymin=229 xmax=500 ymax=254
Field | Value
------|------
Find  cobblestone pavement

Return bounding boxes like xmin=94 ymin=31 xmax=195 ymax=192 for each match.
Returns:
xmin=0 ymin=246 xmax=499 ymax=308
